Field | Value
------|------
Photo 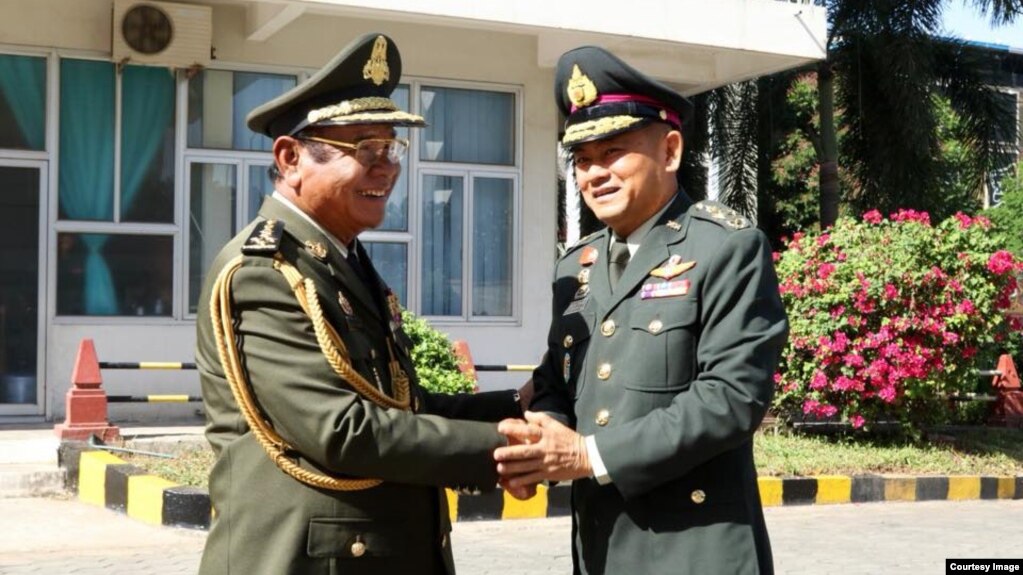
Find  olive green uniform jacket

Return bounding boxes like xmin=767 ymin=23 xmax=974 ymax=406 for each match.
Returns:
xmin=531 ymin=193 xmax=788 ymax=575
xmin=196 ymin=197 xmax=521 ymax=575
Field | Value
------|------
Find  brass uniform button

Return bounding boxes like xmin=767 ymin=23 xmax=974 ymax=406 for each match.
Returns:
xmin=351 ymin=539 xmax=367 ymax=557
xmin=648 ymin=319 xmax=663 ymax=334
xmin=563 ymin=334 xmax=574 ymax=348
xmin=441 ymin=533 xmax=449 ymax=548
xmin=597 ymin=363 xmax=612 ymax=380
xmin=691 ymin=489 xmax=706 ymax=504
xmin=595 ymin=409 xmax=610 ymax=426
xmin=600 ymin=320 xmax=616 ymax=337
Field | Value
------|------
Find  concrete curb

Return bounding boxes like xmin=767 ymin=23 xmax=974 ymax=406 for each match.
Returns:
xmin=58 ymin=444 xmax=1023 ymax=530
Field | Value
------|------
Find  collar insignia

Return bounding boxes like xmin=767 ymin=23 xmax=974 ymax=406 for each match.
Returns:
xmin=304 ymin=241 xmax=328 ymax=260
xmin=363 ymin=35 xmax=390 ymax=86
xmin=666 ymin=220 xmax=682 ymax=231
xmin=567 ymin=64 xmax=598 ymax=108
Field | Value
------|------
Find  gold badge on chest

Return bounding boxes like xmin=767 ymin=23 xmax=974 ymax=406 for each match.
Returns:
xmin=337 ymin=291 xmax=354 ymax=316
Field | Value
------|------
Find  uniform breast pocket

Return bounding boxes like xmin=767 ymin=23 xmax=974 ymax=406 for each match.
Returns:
xmin=626 ymin=299 xmax=700 ymax=389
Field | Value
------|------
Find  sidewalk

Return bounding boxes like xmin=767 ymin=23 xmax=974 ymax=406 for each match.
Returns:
xmin=2 ymin=496 xmax=1021 ymax=574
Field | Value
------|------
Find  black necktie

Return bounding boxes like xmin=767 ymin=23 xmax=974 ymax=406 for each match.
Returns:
xmin=608 ymin=235 xmax=631 ymax=291
xmin=346 ymin=244 xmax=370 ymax=286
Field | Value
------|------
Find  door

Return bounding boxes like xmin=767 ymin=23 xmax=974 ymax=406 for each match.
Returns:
xmin=0 ymin=160 xmax=46 ymax=414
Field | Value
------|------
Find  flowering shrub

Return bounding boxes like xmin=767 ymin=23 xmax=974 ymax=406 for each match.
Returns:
xmin=773 ymin=209 xmax=1023 ymax=433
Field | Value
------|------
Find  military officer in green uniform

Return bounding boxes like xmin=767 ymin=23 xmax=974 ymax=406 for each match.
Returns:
xmin=495 ymin=46 xmax=789 ymax=574
xmin=195 ymin=33 xmax=526 ymax=575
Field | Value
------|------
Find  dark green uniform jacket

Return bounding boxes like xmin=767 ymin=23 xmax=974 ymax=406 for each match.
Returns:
xmin=532 ymin=192 xmax=789 ymax=575
xmin=196 ymin=196 xmax=521 ymax=575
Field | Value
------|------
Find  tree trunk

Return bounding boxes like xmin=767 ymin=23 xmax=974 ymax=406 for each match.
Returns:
xmin=818 ymin=61 xmax=840 ymax=228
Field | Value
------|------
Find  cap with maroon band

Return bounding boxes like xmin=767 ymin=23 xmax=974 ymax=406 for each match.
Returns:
xmin=554 ymin=45 xmax=693 ymax=148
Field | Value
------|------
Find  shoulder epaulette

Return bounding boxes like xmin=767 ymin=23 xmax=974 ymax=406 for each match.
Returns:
xmin=690 ymin=201 xmax=750 ymax=230
xmin=241 ymin=218 xmax=285 ymax=255
xmin=566 ymin=230 xmax=602 ymax=252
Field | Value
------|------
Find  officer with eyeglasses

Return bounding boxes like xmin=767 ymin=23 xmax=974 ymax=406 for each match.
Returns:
xmin=195 ymin=33 xmax=530 ymax=575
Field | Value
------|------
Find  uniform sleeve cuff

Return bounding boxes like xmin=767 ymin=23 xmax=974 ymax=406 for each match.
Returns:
xmin=585 ymin=435 xmax=612 ymax=485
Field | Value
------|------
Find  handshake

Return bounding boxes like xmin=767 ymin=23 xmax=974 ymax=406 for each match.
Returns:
xmin=492 ymin=411 xmax=593 ymax=501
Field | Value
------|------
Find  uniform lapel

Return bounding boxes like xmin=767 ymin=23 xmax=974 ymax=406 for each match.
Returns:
xmin=258 ymin=197 xmax=384 ymax=324
xmin=608 ymin=193 xmax=692 ymax=310
xmin=588 ymin=230 xmax=613 ymax=306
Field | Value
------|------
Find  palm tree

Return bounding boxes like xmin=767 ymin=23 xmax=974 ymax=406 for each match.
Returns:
xmin=701 ymin=0 xmax=1022 ymax=231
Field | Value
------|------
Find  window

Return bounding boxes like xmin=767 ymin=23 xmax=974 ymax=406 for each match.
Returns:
xmin=183 ymin=70 xmax=297 ymax=316
xmin=414 ymin=85 xmax=518 ymax=320
xmin=0 ymin=54 xmax=46 ymax=150
xmin=47 ymin=55 xmax=518 ymax=322
xmin=55 ymin=59 xmax=176 ymax=316
xmin=187 ymin=70 xmax=296 ymax=152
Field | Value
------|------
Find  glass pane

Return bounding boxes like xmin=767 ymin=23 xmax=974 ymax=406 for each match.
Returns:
xmin=420 ymin=86 xmax=515 ymax=165
xmin=189 ymin=163 xmax=237 ymax=314
xmin=59 ymin=59 xmax=114 ymax=221
xmin=381 ymin=84 xmax=410 ymax=231
xmin=0 ymin=167 xmax=40 ymax=404
xmin=421 ymin=175 xmax=463 ymax=316
xmin=187 ymin=70 xmax=296 ymax=151
xmin=57 ymin=233 xmax=173 ymax=317
xmin=472 ymin=178 xmax=513 ymax=316
xmin=364 ymin=242 xmax=408 ymax=307
xmin=121 ymin=65 xmax=176 ymax=223
xmin=0 ymin=54 xmax=46 ymax=150
xmin=247 ymin=163 xmax=275 ymax=221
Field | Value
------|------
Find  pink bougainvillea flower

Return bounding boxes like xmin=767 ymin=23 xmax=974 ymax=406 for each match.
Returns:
xmin=987 ymin=250 xmax=1016 ymax=275
xmin=863 ymin=210 xmax=882 ymax=224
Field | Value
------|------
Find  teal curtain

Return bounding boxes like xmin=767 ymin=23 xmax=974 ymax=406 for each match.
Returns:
xmin=0 ymin=55 xmax=46 ymax=150
xmin=120 ymin=65 xmax=174 ymax=215
xmin=59 ymin=59 xmax=117 ymax=315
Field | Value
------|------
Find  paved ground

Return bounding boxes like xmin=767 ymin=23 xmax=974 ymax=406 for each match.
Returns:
xmin=1 ymin=496 xmax=1021 ymax=574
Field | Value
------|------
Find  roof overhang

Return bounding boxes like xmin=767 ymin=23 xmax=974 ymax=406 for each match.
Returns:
xmin=230 ymin=0 xmax=827 ymax=94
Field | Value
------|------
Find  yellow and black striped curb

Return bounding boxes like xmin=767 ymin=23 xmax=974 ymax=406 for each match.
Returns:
xmin=757 ymin=474 xmax=1023 ymax=506
xmin=57 ymin=443 xmax=1023 ymax=530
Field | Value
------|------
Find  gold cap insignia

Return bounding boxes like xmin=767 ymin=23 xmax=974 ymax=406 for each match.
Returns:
xmin=304 ymin=241 xmax=328 ymax=260
xmin=567 ymin=64 xmax=598 ymax=108
xmin=363 ymin=35 xmax=390 ymax=86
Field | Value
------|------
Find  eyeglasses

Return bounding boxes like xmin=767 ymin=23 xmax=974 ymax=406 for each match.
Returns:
xmin=299 ymin=135 xmax=410 ymax=165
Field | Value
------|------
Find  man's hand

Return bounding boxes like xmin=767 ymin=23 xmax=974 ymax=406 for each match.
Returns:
xmin=494 ymin=411 xmax=592 ymax=493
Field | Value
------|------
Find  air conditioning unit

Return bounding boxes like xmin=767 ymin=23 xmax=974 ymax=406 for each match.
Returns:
xmin=112 ymin=0 xmax=212 ymax=69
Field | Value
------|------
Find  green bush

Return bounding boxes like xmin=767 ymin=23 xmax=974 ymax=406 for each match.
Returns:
xmin=401 ymin=310 xmax=476 ymax=395
xmin=773 ymin=209 xmax=1022 ymax=435
xmin=982 ymin=161 xmax=1023 ymax=259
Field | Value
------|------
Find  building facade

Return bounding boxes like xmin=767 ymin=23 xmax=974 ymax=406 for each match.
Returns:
xmin=0 ymin=0 xmax=825 ymax=421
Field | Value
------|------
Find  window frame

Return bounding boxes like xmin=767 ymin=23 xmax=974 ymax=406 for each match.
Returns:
xmin=406 ymin=78 xmax=523 ymax=325
xmin=50 ymin=54 xmax=182 ymax=323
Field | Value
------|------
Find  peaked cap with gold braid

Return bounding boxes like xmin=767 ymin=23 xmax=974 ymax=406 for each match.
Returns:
xmin=247 ymin=32 xmax=425 ymax=138
xmin=555 ymin=45 xmax=693 ymax=148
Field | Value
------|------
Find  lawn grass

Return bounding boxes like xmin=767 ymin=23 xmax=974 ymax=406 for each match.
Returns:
xmin=120 ymin=426 xmax=1023 ymax=488
xmin=755 ymin=427 xmax=1023 ymax=476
